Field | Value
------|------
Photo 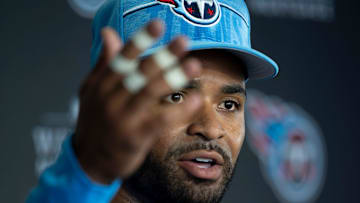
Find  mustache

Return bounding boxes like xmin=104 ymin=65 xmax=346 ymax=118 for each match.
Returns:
xmin=165 ymin=140 xmax=233 ymax=166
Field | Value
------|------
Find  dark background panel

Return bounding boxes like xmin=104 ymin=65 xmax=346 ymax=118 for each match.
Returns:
xmin=0 ymin=1 xmax=92 ymax=201
xmin=0 ymin=0 xmax=358 ymax=202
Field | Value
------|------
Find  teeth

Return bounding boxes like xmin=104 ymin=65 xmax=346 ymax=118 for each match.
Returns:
xmin=195 ymin=158 xmax=213 ymax=163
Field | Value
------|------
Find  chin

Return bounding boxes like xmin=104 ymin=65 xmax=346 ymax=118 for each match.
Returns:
xmin=126 ymin=151 xmax=234 ymax=203
xmin=158 ymin=165 xmax=229 ymax=203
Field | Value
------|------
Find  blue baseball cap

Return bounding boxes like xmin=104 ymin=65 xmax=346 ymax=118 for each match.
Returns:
xmin=91 ymin=0 xmax=279 ymax=80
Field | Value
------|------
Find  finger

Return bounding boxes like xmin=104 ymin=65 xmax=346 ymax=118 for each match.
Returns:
xmin=138 ymin=36 xmax=188 ymax=81
xmin=97 ymin=28 xmax=123 ymax=67
xmin=80 ymin=27 xmax=122 ymax=96
xmin=120 ymin=37 xmax=188 ymax=95
xmin=117 ymin=58 xmax=202 ymax=126
xmin=121 ymin=20 xmax=164 ymax=60
xmin=92 ymin=28 xmax=123 ymax=81
xmin=103 ymin=35 xmax=188 ymax=105
xmin=109 ymin=20 xmax=164 ymax=75
xmin=97 ymin=20 xmax=164 ymax=98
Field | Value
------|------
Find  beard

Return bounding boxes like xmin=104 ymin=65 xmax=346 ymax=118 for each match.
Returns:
xmin=123 ymin=140 xmax=237 ymax=203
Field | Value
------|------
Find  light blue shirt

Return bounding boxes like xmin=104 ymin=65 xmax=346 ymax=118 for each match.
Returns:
xmin=26 ymin=134 xmax=122 ymax=203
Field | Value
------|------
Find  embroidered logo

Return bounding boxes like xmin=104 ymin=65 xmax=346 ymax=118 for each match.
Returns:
xmin=157 ymin=0 xmax=221 ymax=26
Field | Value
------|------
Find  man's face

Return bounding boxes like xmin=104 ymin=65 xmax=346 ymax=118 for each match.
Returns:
xmin=125 ymin=50 xmax=247 ymax=203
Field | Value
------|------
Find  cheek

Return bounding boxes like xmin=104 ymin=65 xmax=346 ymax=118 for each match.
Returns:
xmin=222 ymin=113 xmax=245 ymax=164
xmin=150 ymin=122 xmax=185 ymax=160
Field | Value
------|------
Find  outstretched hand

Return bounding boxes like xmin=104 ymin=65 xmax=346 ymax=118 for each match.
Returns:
xmin=73 ymin=20 xmax=203 ymax=184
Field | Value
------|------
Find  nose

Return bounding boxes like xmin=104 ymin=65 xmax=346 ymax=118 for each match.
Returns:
xmin=186 ymin=106 xmax=225 ymax=141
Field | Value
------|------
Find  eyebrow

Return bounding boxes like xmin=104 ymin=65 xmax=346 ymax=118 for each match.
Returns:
xmin=221 ymin=84 xmax=246 ymax=97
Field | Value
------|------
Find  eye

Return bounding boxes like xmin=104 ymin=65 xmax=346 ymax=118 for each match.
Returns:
xmin=218 ymin=100 xmax=240 ymax=111
xmin=164 ymin=92 xmax=185 ymax=104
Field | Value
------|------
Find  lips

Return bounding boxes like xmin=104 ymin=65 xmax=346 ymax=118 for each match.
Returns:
xmin=178 ymin=150 xmax=224 ymax=181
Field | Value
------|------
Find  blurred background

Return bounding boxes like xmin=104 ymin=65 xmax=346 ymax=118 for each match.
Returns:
xmin=0 ymin=0 xmax=358 ymax=202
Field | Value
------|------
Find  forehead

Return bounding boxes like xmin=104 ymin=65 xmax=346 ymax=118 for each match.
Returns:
xmin=186 ymin=49 xmax=247 ymax=87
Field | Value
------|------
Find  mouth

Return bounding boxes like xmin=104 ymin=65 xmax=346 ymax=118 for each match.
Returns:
xmin=178 ymin=150 xmax=225 ymax=181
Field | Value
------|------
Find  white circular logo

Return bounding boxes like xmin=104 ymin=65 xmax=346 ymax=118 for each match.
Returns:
xmin=246 ymin=90 xmax=327 ymax=203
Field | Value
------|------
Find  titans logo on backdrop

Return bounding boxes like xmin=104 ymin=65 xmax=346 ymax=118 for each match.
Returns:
xmin=246 ymin=90 xmax=327 ymax=203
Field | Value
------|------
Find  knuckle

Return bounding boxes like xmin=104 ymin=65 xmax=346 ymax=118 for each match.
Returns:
xmin=139 ymin=60 xmax=160 ymax=79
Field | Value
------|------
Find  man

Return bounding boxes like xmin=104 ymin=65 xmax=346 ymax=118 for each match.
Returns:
xmin=27 ymin=0 xmax=278 ymax=202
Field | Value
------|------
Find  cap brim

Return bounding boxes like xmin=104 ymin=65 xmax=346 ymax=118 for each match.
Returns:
xmin=189 ymin=41 xmax=279 ymax=80
xmin=142 ymin=41 xmax=279 ymax=80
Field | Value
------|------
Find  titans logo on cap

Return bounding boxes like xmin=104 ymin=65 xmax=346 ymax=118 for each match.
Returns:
xmin=157 ymin=0 xmax=221 ymax=26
